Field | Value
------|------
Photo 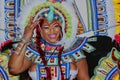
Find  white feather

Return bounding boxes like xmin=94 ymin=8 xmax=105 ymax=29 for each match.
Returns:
xmin=59 ymin=0 xmax=78 ymax=49
xmin=106 ymin=0 xmax=116 ymax=39
xmin=0 ymin=0 xmax=5 ymax=43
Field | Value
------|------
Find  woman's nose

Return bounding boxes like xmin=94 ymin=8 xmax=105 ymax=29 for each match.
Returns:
xmin=50 ymin=28 xmax=54 ymax=33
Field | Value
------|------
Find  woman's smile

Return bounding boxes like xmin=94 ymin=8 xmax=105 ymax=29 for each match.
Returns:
xmin=48 ymin=34 xmax=57 ymax=38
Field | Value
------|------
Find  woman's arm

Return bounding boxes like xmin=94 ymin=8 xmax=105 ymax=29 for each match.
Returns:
xmin=76 ymin=58 xmax=90 ymax=80
xmin=8 ymin=39 xmax=32 ymax=75
xmin=8 ymin=17 xmax=40 ymax=75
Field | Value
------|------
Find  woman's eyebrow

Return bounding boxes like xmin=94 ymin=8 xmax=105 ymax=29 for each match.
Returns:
xmin=43 ymin=25 xmax=49 ymax=28
xmin=50 ymin=22 xmax=59 ymax=27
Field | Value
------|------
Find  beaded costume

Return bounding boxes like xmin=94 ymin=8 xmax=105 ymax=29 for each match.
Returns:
xmin=0 ymin=0 xmax=120 ymax=80
xmin=14 ymin=0 xmax=95 ymax=79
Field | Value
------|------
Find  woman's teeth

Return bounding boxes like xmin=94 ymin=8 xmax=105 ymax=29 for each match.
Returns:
xmin=49 ymin=34 xmax=56 ymax=38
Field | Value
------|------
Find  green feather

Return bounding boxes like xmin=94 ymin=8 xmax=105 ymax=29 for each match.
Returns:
xmin=47 ymin=6 xmax=55 ymax=22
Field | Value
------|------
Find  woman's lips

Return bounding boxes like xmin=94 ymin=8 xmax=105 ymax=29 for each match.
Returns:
xmin=48 ymin=34 xmax=57 ymax=38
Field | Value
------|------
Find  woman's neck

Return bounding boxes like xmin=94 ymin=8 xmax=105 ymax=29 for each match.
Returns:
xmin=40 ymin=38 xmax=60 ymax=47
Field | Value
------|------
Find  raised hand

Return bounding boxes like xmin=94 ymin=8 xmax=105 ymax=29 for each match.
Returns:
xmin=23 ymin=17 xmax=40 ymax=42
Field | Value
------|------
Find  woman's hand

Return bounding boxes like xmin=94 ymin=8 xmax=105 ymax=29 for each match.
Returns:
xmin=23 ymin=17 xmax=40 ymax=42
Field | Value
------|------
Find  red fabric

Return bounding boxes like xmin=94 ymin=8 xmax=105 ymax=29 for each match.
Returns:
xmin=0 ymin=40 xmax=12 ymax=50
xmin=111 ymin=48 xmax=117 ymax=61
xmin=36 ymin=21 xmax=52 ymax=80
xmin=115 ymin=34 xmax=120 ymax=44
xmin=58 ymin=47 xmax=64 ymax=80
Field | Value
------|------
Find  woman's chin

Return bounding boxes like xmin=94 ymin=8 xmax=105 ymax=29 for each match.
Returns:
xmin=47 ymin=39 xmax=58 ymax=44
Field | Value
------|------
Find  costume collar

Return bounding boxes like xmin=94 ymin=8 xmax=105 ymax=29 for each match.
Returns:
xmin=40 ymin=38 xmax=61 ymax=47
xmin=40 ymin=38 xmax=62 ymax=52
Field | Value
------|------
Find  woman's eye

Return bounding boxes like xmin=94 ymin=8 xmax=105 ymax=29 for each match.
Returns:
xmin=54 ymin=24 xmax=59 ymax=28
xmin=55 ymin=25 xmax=59 ymax=28
xmin=44 ymin=27 xmax=49 ymax=29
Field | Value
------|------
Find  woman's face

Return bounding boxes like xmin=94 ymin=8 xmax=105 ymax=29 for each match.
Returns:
xmin=40 ymin=19 xmax=62 ymax=44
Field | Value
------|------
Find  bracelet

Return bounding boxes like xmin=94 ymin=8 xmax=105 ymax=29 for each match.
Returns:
xmin=21 ymin=36 xmax=31 ymax=44
xmin=14 ymin=50 xmax=20 ymax=54
xmin=19 ymin=42 xmax=25 ymax=46
xmin=15 ymin=46 xmax=21 ymax=51
xmin=15 ymin=41 xmax=25 ymax=50
xmin=14 ymin=41 xmax=27 ymax=55
xmin=21 ymin=38 xmax=29 ymax=44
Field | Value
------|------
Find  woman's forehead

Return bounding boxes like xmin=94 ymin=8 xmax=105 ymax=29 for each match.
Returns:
xmin=42 ymin=19 xmax=61 ymax=26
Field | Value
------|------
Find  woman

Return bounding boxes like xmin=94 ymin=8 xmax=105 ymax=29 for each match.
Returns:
xmin=8 ymin=3 xmax=90 ymax=80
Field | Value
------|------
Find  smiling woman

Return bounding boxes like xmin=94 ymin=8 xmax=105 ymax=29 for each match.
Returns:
xmin=8 ymin=1 xmax=91 ymax=80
